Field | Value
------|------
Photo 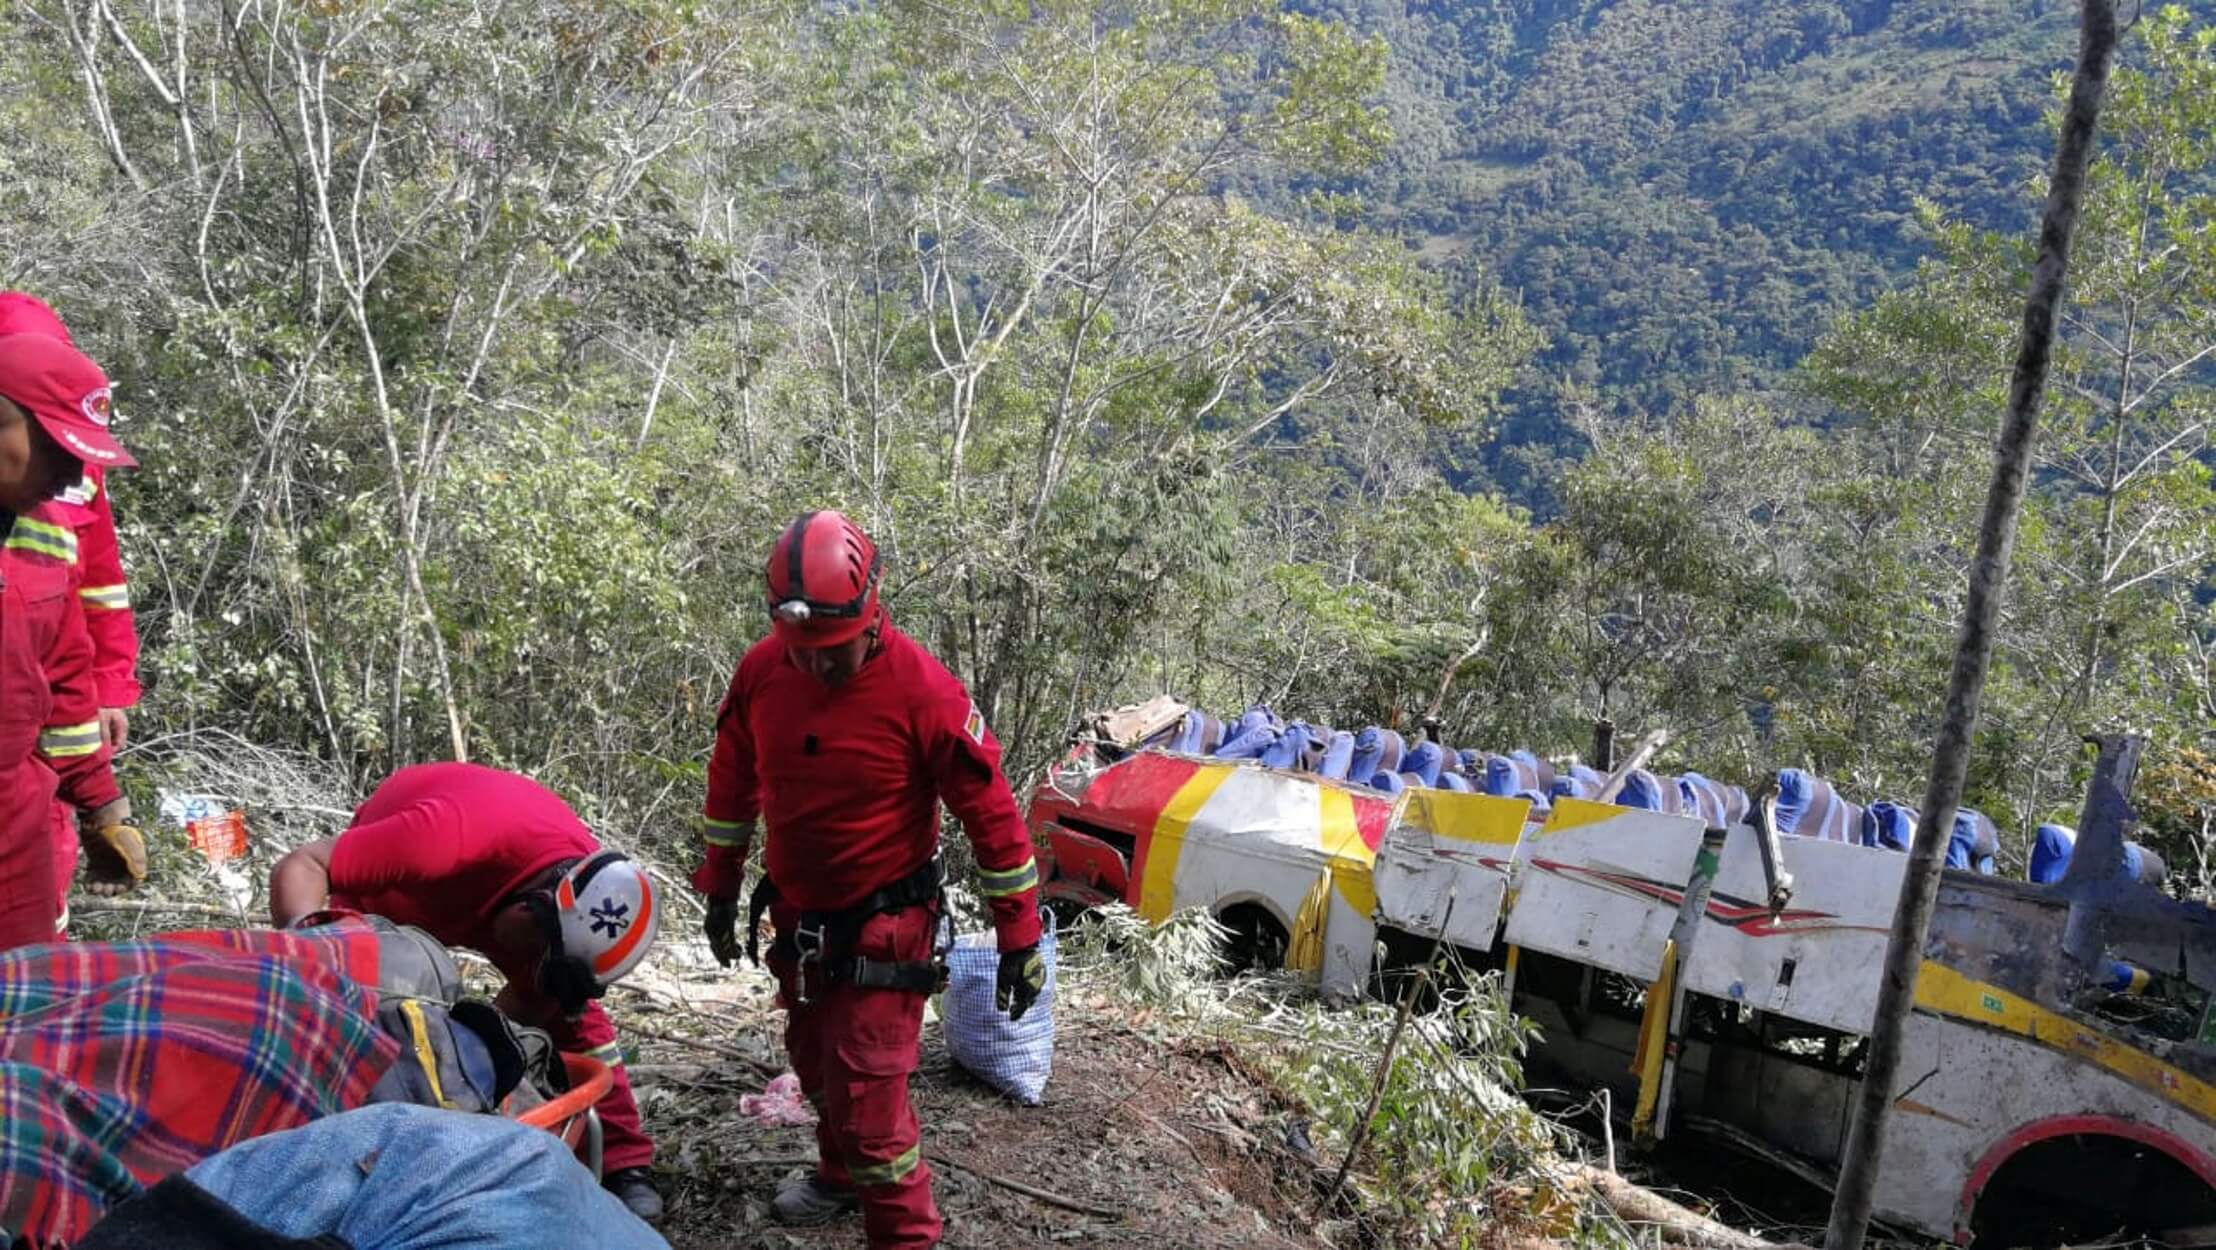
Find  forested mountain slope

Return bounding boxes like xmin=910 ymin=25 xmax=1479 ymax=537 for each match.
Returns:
xmin=1290 ymin=0 xmax=2212 ymax=501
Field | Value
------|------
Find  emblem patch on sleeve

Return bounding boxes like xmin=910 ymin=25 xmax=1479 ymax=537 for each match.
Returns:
xmin=963 ymin=703 xmax=986 ymax=743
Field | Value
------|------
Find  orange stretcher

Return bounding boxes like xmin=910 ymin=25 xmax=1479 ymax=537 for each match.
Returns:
xmin=513 ymin=1053 xmax=615 ymax=1178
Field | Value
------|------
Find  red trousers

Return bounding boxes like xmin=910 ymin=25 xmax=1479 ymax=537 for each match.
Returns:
xmin=769 ymin=899 xmax=941 ymax=1249
xmin=0 ymin=761 xmax=59 ymax=951
xmin=490 ymin=951 xmax=652 ymax=1173
xmin=49 ymin=800 xmax=77 ymax=927
xmin=548 ymin=998 xmax=653 ymax=1173
xmin=551 ymin=999 xmax=652 ymax=1172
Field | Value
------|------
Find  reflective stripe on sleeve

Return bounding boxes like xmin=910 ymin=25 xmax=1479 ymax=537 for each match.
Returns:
xmin=38 ymin=721 xmax=103 ymax=759
xmin=4 ymin=518 xmax=76 ymax=564
xmin=78 ymin=583 xmax=129 ymax=611
xmin=977 ymin=857 xmax=1039 ymax=899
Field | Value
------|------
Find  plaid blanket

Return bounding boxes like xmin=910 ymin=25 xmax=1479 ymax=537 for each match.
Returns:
xmin=0 ymin=923 xmax=401 ymax=1247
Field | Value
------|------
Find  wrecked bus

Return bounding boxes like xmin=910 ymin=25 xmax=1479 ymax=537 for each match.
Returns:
xmin=1028 ymin=705 xmax=2216 ymax=1246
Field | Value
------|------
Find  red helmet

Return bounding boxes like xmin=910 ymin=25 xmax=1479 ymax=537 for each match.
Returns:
xmin=765 ymin=510 xmax=880 ymax=648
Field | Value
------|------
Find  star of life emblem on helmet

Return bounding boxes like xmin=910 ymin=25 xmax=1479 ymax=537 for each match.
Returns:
xmin=589 ymin=898 xmax=632 ymax=938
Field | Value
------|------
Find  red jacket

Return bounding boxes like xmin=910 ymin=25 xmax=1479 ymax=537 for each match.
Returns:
xmin=698 ymin=620 xmax=1042 ymax=951
xmin=326 ymin=762 xmax=600 ymax=959
xmin=2 ymin=509 xmax=119 ymax=947
xmin=55 ymin=469 xmax=139 ymax=708
xmin=1 ymin=507 xmax=121 ymax=814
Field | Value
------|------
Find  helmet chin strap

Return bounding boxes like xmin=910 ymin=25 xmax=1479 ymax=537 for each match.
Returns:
xmin=517 ymin=881 xmax=594 ymax=1015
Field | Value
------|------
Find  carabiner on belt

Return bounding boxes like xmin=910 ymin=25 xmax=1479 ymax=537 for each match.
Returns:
xmin=791 ymin=918 xmax=827 ymax=1006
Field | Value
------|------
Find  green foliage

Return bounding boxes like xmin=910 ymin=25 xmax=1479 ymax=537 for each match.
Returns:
xmin=1801 ymin=4 xmax=2216 ymax=833
xmin=1062 ymin=907 xmax=1566 ymax=1245
xmin=5 ymin=0 xmax=1527 ymax=811
xmin=1283 ymin=0 xmax=2216 ymax=505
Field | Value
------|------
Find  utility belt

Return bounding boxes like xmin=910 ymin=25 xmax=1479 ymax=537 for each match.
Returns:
xmin=748 ymin=855 xmax=948 ymax=1003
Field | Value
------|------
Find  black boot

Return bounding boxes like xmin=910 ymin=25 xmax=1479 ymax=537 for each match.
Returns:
xmin=603 ymin=1167 xmax=664 ymax=1223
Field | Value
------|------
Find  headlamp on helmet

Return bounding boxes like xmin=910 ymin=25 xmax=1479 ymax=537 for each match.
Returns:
xmin=764 ymin=510 xmax=882 ymax=648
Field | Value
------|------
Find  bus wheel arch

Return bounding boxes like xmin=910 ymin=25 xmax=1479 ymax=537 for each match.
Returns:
xmin=1214 ymin=898 xmax=1290 ymax=973
xmin=1956 ymin=1114 xmax=2216 ymax=1246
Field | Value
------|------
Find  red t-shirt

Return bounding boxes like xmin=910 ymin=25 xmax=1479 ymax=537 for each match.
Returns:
xmin=327 ymin=762 xmax=597 ymax=955
xmin=702 ymin=620 xmax=1041 ymax=950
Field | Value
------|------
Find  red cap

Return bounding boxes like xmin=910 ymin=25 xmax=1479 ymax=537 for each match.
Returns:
xmin=0 ymin=334 xmax=136 ymax=469
xmin=0 ymin=293 xmax=77 ymax=346
xmin=0 ymin=294 xmax=101 ymax=519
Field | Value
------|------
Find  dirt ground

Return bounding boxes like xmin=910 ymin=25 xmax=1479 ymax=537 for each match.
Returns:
xmin=615 ymin=963 xmax=1329 ymax=1250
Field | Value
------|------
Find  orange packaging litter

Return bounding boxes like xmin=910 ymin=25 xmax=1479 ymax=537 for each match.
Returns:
xmin=185 ymin=810 xmax=250 ymax=864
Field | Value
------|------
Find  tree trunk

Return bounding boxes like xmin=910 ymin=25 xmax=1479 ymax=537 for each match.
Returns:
xmin=1824 ymin=6 xmax=2120 ymax=1248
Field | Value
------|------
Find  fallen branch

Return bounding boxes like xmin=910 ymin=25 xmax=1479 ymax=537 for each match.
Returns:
xmin=621 ymin=1022 xmax=785 ymax=1079
xmin=1319 ymin=963 xmax=1425 ymax=1217
xmin=1574 ymin=1165 xmax=1813 ymax=1250
xmin=619 ymin=1063 xmax=717 ymax=1083
xmin=1318 ymin=894 xmax=1455 ymax=1219
xmin=69 ymin=899 xmax=246 ymax=922
xmin=927 ymin=1151 xmax=1124 ymax=1219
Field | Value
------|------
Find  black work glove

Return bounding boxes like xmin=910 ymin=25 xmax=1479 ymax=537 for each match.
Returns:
xmin=995 ymin=945 xmax=1046 ymax=1022
xmin=705 ymin=895 xmax=741 ymax=968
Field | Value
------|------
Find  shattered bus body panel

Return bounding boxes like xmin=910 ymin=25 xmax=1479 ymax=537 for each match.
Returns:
xmin=1030 ymin=720 xmax=2216 ymax=1244
xmin=1368 ymin=788 xmax=1530 ymax=952
xmin=1503 ymin=800 xmax=1707 ymax=983
xmin=1680 ymin=829 xmax=1907 ymax=1036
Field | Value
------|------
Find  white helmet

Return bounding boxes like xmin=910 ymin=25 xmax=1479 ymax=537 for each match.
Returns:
xmin=537 ymin=850 xmax=659 ymax=1011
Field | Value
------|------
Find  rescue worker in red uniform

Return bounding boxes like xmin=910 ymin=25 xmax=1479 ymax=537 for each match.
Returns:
xmin=266 ymin=762 xmax=668 ymax=1221
xmin=695 ymin=510 xmax=1047 ymax=1249
xmin=0 ymin=295 xmax=141 ymax=754
xmin=1 ymin=498 xmax=145 ymax=934
xmin=0 ymin=333 xmax=137 ymax=950
xmin=0 ymin=294 xmax=148 ymax=922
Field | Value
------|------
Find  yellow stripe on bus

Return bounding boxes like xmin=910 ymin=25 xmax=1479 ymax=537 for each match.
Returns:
xmin=1138 ymin=764 xmax=1233 ymax=923
xmin=1916 ymin=960 xmax=2216 ymax=1124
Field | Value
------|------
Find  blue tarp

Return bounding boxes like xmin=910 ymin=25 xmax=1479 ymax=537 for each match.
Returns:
xmin=1776 ymin=769 xmax=1861 ymax=842
xmin=2029 ymin=824 xmax=2166 ymax=885
xmin=1350 ymin=728 xmax=1404 ymax=784
xmin=1677 ymin=772 xmax=1748 ymax=828
xmin=1260 ymin=722 xmax=1312 ymax=770
xmin=1403 ymin=741 xmax=1445 ymax=787
xmin=1214 ymin=723 xmax=1278 ymax=761
xmin=1551 ymin=764 xmax=1605 ymax=802
xmin=1946 ymin=808 xmax=1999 ymax=873
xmin=1165 ymin=711 xmax=1225 ymax=756
xmin=1486 ymin=751 xmax=1553 ymax=798
xmin=1481 ymin=754 xmax=1519 ymax=797
xmin=1317 ymin=731 xmax=1355 ymax=781
xmin=1619 ymin=769 xmax=1681 ymax=814
xmin=1862 ymin=800 xmax=1915 ymax=853
xmin=2124 ymin=842 xmax=2166 ymax=885
xmin=2030 ymin=823 xmax=2075 ymax=883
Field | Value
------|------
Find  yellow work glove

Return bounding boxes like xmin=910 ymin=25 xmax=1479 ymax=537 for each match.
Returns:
xmin=82 ymin=799 xmax=148 ymax=896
